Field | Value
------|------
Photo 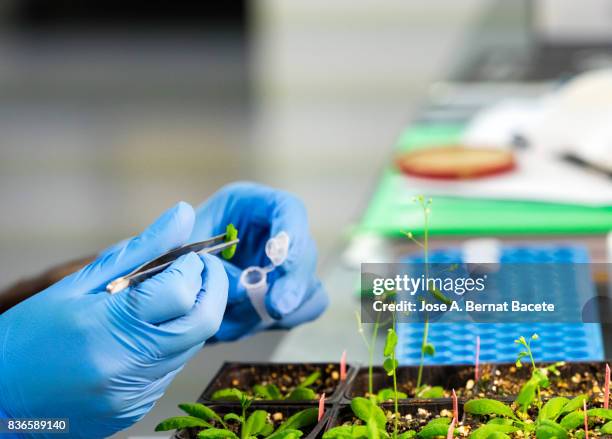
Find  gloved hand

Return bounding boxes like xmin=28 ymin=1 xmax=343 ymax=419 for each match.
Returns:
xmin=190 ymin=182 xmax=328 ymax=341
xmin=0 ymin=202 xmax=228 ymax=439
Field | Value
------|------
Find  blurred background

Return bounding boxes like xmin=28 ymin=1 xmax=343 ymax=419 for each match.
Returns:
xmin=0 ymin=1 xmax=611 ymax=438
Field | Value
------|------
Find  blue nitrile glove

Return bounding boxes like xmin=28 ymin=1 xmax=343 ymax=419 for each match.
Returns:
xmin=190 ymin=182 xmax=328 ymax=341
xmin=0 ymin=202 xmax=228 ymax=439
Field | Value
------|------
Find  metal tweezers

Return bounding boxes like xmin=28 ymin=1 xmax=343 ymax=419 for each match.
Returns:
xmin=106 ymin=233 xmax=239 ymax=294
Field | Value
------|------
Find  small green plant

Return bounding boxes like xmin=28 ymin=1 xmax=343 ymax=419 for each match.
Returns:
xmin=355 ymin=310 xmax=382 ymax=398
xmin=156 ymin=390 xmax=318 ymax=439
xmin=211 ymin=371 xmax=321 ymax=402
xmin=514 ymin=334 xmax=564 ymax=413
xmin=383 ymin=326 xmax=400 ymax=437
xmin=323 ymin=397 xmax=453 ymax=439
xmin=222 ymin=223 xmax=239 ymax=260
xmin=464 ymin=395 xmax=612 ymax=439
xmin=401 ymin=196 xmax=441 ymax=399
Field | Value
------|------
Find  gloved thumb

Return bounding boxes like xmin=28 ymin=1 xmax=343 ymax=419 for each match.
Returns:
xmin=70 ymin=202 xmax=196 ymax=292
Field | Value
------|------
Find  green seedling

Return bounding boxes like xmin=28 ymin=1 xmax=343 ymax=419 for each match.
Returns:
xmin=402 ymin=196 xmax=438 ymax=395
xmin=323 ymin=397 xmax=453 ymax=439
xmin=514 ymin=334 xmax=565 ymax=413
xmin=356 ymin=310 xmax=382 ymax=398
xmin=383 ymin=325 xmax=400 ymax=438
xmin=156 ymin=390 xmax=318 ymax=439
xmin=212 ymin=371 xmax=321 ymax=402
xmin=222 ymin=223 xmax=239 ymax=260
xmin=464 ymin=395 xmax=612 ymax=439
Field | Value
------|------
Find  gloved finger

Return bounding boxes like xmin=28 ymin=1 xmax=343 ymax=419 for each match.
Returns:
xmin=273 ymin=278 xmax=328 ymax=329
xmin=265 ymin=236 xmax=318 ymax=317
xmin=70 ymin=202 xmax=195 ymax=293
xmin=135 ymin=343 xmax=203 ymax=382
xmin=157 ymin=253 xmax=228 ymax=353
xmin=115 ymin=252 xmax=203 ymax=325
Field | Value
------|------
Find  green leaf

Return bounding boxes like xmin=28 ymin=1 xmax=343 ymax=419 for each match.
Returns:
xmin=253 ymin=384 xmax=282 ymax=400
xmin=428 ymin=417 xmax=451 ymax=426
xmin=179 ymin=403 xmax=225 ymax=425
xmin=298 ymin=371 xmax=321 ymax=388
xmin=533 ymin=369 xmax=550 ymax=388
xmin=224 ymin=413 xmax=243 ymax=424
xmin=487 ymin=419 xmax=515 ymax=426
xmin=516 ymin=380 xmax=537 ymax=411
xmin=486 ymin=433 xmax=510 ymax=439
xmin=277 ymin=408 xmax=318 ymax=433
xmin=323 ymin=425 xmax=372 ymax=439
xmin=211 ymin=388 xmax=244 ymax=402
xmin=422 ymin=344 xmax=435 ymax=357
xmin=428 ymin=287 xmax=452 ymax=305
xmin=601 ymin=420 xmax=612 ymax=434
xmin=222 ymin=223 xmax=239 ymax=260
xmin=469 ymin=424 xmax=518 ymax=439
xmin=261 ymin=422 xmax=275 ymax=437
xmin=587 ymin=408 xmax=612 ymax=420
xmin=351 ymin=397 xmax=387 ymax=429
xmin=322 ymin=426 xmax=353 ymax=439
xmin=417 ymin=418 xmax=452 ymax=438
xmin=397 ymin=431 xmax=416 ymax=439
xmin=415 ymin=385 xmax=444 ymax=399
xmin=538 ymin=397 xmax=570 ymax=421
xmin=253 ymin=384 xmax=272 ymax=399
xmin=464 ymin=399 xmax=516 ymax=419
xmin=198 ymin=428 xmax=240 ymax=439
xmin=242 ymin=410 xmax=267 ymax=439
xmin=535 ymin=420 xmax=567 ymax=439
xmin=383 ymin=358 xmax=398 ymax=376
xmin=155 ymin=416 xmax=211 ymax=431
xmin=559 ymin=411 xmax=585 ymax=430
xmin=266 ymin=429 xmax=304 ymax=439
xmin=285 ymin=387 xmax=317 ymax=401
xmin=561 ymin=395 xmax=588 ymax=414
xmin=384 ymin=329 xmax=398 ymax=357
xmin=376 ymin=388 xmax=407 ymax=403
xmin=267 ymin=384 xmax=282 ymax=399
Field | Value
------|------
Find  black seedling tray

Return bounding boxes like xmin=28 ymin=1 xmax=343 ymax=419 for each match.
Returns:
xmin=199 ymin=362 xmax=357 ymax=405
xmin=172 ymin=404 xmax=330 ymax=439
xmin=344 ymin=364 xmax=493 ymax=402
xmin=326 ymin=400 xmax=461 ymax=434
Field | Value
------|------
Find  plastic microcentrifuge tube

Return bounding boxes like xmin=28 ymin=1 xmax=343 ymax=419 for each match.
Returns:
xmin=240 ymin=232 xmax=290 ymax=323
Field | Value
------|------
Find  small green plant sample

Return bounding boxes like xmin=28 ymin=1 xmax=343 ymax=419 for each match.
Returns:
xmin=212 ymin=371 xmax=321 ymax=402
xmin=156 ymin=390 xmax=318 ymax=439
xmin=464 ymin=395 xmax=612 ymax=439
xmin=222 ymin=223 xmax=239 ymax=260
xmin=356 ymin=310 xmax=383 ymax=398
xmin=323 ymin=397 xmax=453 ymax=439
xmin=401 ymin=196 xmax=441 ymax=399
xmin=383 ymin=326 xmax=400 ymax=437
xmin=514 ymin=334 xmax=564 ymax=413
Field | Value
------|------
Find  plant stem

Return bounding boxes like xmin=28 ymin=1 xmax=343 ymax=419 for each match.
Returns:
xmin=526 ymin=340 xmax=542 ymax=408
xmin=369 ymin=313 xmax=381 ymax=396
xmin=392 ymin=312 xmax=399 ymax=439
xmin=416 ymin=200 xmax=430 ymax=391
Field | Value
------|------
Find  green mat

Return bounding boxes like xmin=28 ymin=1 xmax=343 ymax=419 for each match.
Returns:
xmin=358 ymin=123 xmax=612 ymax=237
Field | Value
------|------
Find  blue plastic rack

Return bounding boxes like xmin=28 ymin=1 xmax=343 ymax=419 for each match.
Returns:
xmin=395 ymin=244 xmax=604 ymax=365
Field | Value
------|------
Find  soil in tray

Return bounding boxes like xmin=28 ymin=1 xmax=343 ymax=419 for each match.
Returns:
xmin=176 ymin=406 xmax=319 ymax=439
xmin=350 ymin=364 xmax=494 ymax=400
xmin=205 ymin=363 xmax=341 ymax=401
xmin=488 ymin=363 xmax=606 ymax=400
